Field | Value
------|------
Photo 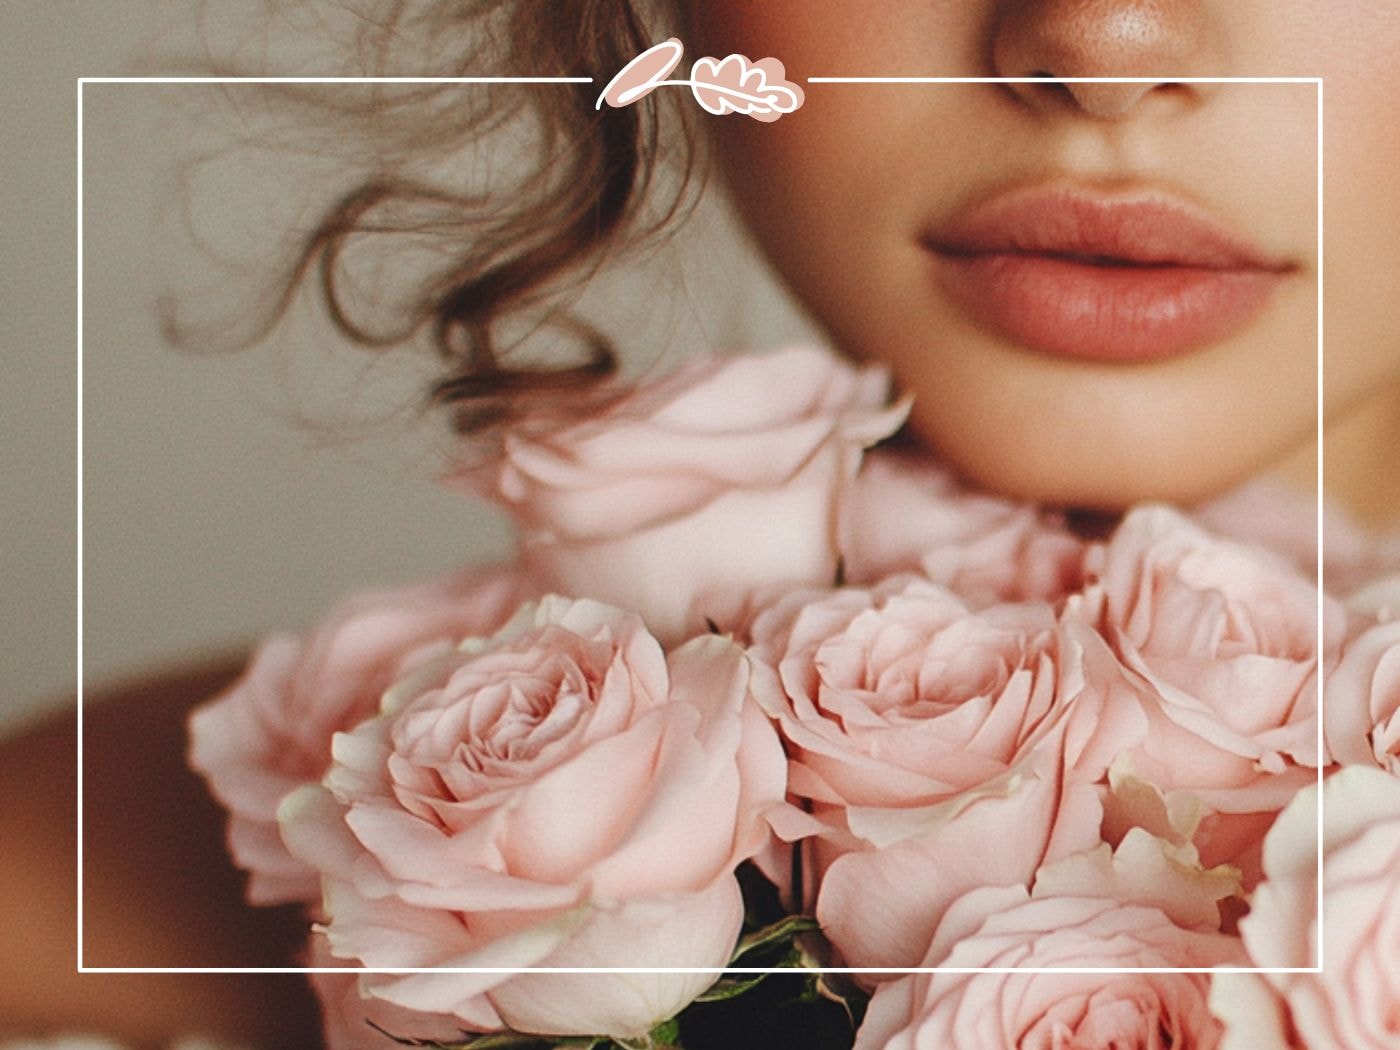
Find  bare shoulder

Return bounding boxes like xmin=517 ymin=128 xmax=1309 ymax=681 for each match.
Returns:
xmin=0 ymin=653 xmax=323 ymax=1048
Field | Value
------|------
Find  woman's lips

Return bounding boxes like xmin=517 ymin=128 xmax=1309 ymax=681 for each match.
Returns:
xmin=923 ymin=187 xmax=1297 ymax=363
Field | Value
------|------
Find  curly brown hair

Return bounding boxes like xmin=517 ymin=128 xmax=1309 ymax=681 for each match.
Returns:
xmin=162 ymin=0 xmax=699 ymax=435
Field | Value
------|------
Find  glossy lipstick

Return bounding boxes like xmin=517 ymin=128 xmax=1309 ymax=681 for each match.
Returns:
xmin=923 ymin=186 xmax=1296 ymax=363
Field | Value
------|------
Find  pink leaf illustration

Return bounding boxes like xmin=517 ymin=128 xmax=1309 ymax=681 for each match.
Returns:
xmin=596 ymin=37 xmax=686 ymax=110
xmin=690 ymin=55 xmax=805 ymax=122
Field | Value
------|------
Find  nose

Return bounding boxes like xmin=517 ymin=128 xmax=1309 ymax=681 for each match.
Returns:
xmin=992 ymin=0 xmax=1224 ymax=120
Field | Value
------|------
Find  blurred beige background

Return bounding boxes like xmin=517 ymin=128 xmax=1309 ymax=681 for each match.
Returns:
xmin=2 ymin=2 xmax=816 ymax=736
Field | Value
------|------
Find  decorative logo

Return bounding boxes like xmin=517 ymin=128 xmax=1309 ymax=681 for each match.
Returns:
xmin=597 ymin=38 xmax=805 ymax=123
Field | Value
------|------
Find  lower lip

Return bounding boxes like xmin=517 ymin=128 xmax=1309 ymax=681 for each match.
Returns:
xmin=930 ymin=251 xmax=1286 ymax=363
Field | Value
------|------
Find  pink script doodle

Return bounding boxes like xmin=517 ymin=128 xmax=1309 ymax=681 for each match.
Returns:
xmin=597 ymin=38 xmax=805 ymax=122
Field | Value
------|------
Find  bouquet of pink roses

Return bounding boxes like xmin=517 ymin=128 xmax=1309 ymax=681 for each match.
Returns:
xmin=189 ymin=346 xmax=1400 ymax=1050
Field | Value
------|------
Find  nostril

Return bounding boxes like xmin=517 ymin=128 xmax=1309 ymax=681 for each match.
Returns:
xmin=1019 ymin=75 xmax=1079 ymax=110
xmin=990 ymin=0 xmax=1224 ymax=119
xmin=1026 ymin=71 xmax=1070 ymax=91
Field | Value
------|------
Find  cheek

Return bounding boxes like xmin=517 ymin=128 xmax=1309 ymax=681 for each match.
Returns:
xmin=689 ymin=0 xmax=971 ymax=263
xmin=1322 ymin=70 xmax=1400 ymax=408
xmin=685 ymin=2 xmax=972 ymax=71
xmin=1247 ymin=3 xmax=1400 ymax=399
xmin=684 ymin=3 xmax=852 ymax=61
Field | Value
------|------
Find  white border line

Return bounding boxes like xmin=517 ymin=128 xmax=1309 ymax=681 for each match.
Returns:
xmin=76 ymin=965 xmax=1322 ymax=975
xmin=808 ymin=75 xmax=1320 ymax=84
xmin=81 ymin=76 xmax=594 ymax=85
xmin=76 ymin=74 xmax=86 ymax=975
xmin=1315 ymin=77 xmax=1327 ymax=973
xmin=76 ymin=72 xmax=1321 ymax=980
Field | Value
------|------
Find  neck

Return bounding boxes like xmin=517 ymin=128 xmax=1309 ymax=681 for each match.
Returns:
xmin=1266 ymin=383 xmax=1400 ymax=533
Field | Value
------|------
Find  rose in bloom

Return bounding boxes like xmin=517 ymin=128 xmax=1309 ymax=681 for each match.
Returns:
xmin=450 ymin=346 xmax=909 ymax=643
xmin=279 ymin=596 xmax=787 ymax=1039
xmin=1084 ymin=506 xmax=1338 ymax=880
xmin=1236 ymin=766 xmax=1400 ymax=1048
xmin=1324 ymin=616 xmax=1400 ymax=773
xmin=747 ymin=575 xmax=1112 ymax=970
xmin=853 ymin=887 xmax=1245 ymax=1049
xmin=841 ymin=448 xmax=1085 ymax=606
xmin=1093 ymin=505 xmax=1328 ymax=776
xmin=187 ymin=564 xmax=531 ymax=904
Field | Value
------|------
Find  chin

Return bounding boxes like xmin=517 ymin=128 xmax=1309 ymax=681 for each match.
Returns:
xmin=896 ymin=356 xmax=1321 ymax=514
xmin=915 ymin=417 xmax=1284 ymax=515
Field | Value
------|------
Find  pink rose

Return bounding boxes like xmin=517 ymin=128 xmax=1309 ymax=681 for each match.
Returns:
xmin=747 ymin=576 xmax=1112 ymax=969
xmin=1324 ymin=616 xmax=1400 ymax=772
xmin=841 ymin=448 xmax=1085 ymax=605
xmin=854 ymin=888 xmax=1245 ymax=1050
xmin=451 ymin=346 xmax=908 ymax=643
xmin=1083 ymin=506 xmax=1338 ymax=879
xmin=187 ymin=564 xmax=531 ymax=904
xmin=750 ymin=576 xmax=1063 ymax=811
xmin=1239 ymin=766 xmax=1400 ymax=1049
xmin=279 ymin=596 xmax=787 ymax=1039
xmin=1094 ymin=505 xmax=1328 ymax=774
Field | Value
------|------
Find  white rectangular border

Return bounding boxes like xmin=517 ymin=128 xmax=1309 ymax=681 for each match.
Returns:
xmin=77 ymin=75 xmax=1326 ymax=977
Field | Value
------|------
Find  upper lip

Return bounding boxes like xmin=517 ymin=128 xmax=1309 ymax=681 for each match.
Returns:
xmin=923 ymin=182 xmax=1298 ymax=273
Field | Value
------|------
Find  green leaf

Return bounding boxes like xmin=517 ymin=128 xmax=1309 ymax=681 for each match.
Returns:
xmin=613 ymin=1021 xmax=688 ymax=1049
xmin=648 ymin=1018 xmax=681 ymax=1045
xmin=607 ymin=1017 xmax=684 ymax=1049
xmin=682 ymin=914 xmax=824 ymax=1007
xmin=693 ymin=972 xmax=773 ymax=1003
xmin=730 ymin=915 xmax=821 ymax=964
xmin=804 ymin=970 xmax=866 ymax=1029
